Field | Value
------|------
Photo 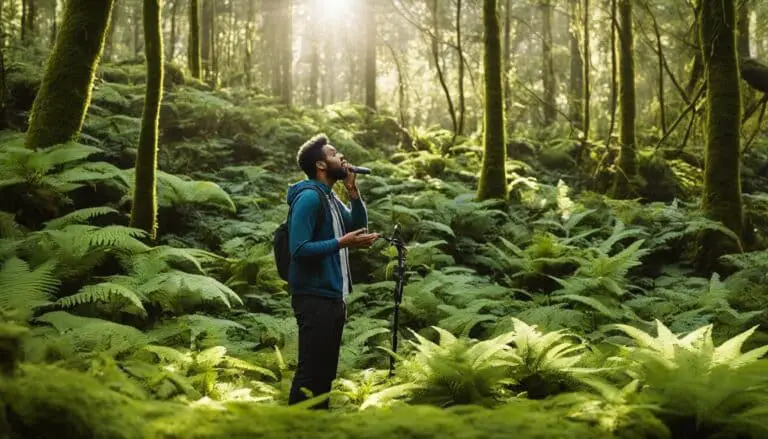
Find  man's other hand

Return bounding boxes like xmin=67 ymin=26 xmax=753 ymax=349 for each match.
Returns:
xmin=338 ymin=228 xmax=380 ymax=248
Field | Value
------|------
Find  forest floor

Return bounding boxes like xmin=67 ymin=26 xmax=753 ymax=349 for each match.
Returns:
xmin=2 ymin=56 xmax=768 ymax=438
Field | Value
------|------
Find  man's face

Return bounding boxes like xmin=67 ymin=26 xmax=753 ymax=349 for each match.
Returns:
xmin=319 ymin=144 xmax=347 ymax=179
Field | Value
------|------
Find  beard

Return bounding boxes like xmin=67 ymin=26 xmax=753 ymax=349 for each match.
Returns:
xmin=327 ymin=165 xmax=348 ymax=180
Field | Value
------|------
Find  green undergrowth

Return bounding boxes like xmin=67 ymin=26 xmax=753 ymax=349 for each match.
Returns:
xmin=3 ymin=54 xmax=768 ymax=438
xmin=0 ymin=355 xmax=653 ymax=439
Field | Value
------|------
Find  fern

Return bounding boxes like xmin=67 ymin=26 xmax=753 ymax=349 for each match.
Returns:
xmin=0 ymin=139 xmax=124 ymax=193
xmin=606 ymin=320 xmax=768 ymax=437
xmin=56 ymin=282 xmax=147 ymax=316
xmin=33 ymin=310 xmax=149 ymax=357
xmin=140 ymin=271 xmax=243 ymax=312
xmin=18 ymin=224 xmax=149 ymax=280
xmin=0 ymin=257 xmax=59 ymax=323
xmin=145 ymin=314 xmax=246 ymax=348
xmin=121 ymin=170 xmax=236 ymax=213
xmin=43 ymin=207 xmax=121 ymax=230
xmin=387 ymin=326 xmax=518 ymax=408
xmin=436 ymin=302 xmax=499 ymax=338
xmin=337 ymin=316 xmax=390 ymax=374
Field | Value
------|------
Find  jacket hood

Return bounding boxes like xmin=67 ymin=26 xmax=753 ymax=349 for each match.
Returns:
xmin=286 ymin=179 xmax=330 ymax=205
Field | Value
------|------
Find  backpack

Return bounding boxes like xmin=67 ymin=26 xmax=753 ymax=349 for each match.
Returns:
xmin=274 ymin=186 xmax=329 ymax=281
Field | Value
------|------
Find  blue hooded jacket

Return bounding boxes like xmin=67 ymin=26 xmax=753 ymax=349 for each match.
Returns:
xmin=286 ymin=179 xmax=368 ymax=299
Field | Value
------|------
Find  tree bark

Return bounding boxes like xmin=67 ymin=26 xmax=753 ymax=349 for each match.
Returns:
xmin=187 ymin=0 xmax=201 ymax=79
xmin=24 ymin=0 xmax=115 ymax=150
xmin=611 ymin=0 xmax=637 ymax=198
xmin=456 ymin=0 xmax=465 ymax=135
xmin=280 ymin=0 xmax=293 ymax=106
xmin=130 ymin=0 xmax=164 ymax=241
xmin=364 ymin=0 xmax=376 ymax=110
xmin=697 ymin=0 xmax=744 ymax=268
xmin=430 ymin=0 xmax=458 ymax=138
xmin=540 ymin=0 xmax=556 ymax=126
xmin=477 ymin=0 xmax=507 ymax=201
xmin=569 ymin=0 xmax=583 ymax=130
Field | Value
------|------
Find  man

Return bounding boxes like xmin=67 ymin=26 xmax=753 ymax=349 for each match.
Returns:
xmin=285 ymin=133 xmax=380 ymax=409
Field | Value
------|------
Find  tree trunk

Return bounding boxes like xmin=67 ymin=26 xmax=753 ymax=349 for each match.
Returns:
xmin=477 ymin=0 xmax=507 ymax=201
xmin=280 ymin=0 xmax=292 ymax=106
xmin=697 ymin=0 xmax=744 ymax=268
xmin=50 ymin=0 xmax=57 ymax=46
xmin=130 ymin=0 xmax=163 ymax=241
xmin=611 ymin=0 xmax=637 ymax=198
xmin=168 ymin=0 xmax=177 ymax=60
xmin=582 ymin=0 xmax=590 ymax=145
xmin=738 ymin=0 xmax=750 ymax=58
xmin=569 ymin=0 xmax=583 ymax=130
xmin=187 ymin=0 xmax=200 ymax=79
xmin=0 ymin=46 xmax=7 ymax=130
xmin=364 ymin=0 xmax=376 ymax=110
xmin=430 ymin=0 xmax=457 ymax=138
xmin=244 ymin=0 xmax=255 ymax=88
xmin=201 ymin=0 xmax=211 ymax=78
xmin=104 ymin=0 xmax=120 ymax=62
xmin=456 ymin=0 xmax=465 ymax=135
xmin=503 ymin=0 xmax=512 ymax=116
xmin=541 ymin=0 xmax=556 ymax=126
xmin=24 ymin=0 xmax=115 ymax=150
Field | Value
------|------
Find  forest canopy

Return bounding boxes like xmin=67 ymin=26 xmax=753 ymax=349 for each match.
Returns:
xmin=2 ymin=0 xmax=768 ymax=438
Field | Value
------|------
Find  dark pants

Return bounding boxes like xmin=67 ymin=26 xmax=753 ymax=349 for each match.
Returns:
xmin=287 ymin=294 xmax=346 ymax=409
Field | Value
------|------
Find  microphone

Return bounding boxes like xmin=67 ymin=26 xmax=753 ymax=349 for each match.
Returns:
xmin=349 ymin=166 xmax=371 ymax=174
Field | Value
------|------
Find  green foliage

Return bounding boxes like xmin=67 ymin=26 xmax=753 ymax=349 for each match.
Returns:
xmin=4 ymin=48 xmax=768 ymax=439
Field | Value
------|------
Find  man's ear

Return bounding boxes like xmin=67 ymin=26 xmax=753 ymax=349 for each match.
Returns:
xmin=316 ymin=161 xmax=327 ymax=170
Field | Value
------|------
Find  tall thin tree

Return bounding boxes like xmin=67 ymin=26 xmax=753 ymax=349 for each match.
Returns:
xmin=477 ymin=0 xmax=507 ymax=201
xmin=130 ymin=0 xmax=164 ymax=240
xmin=611 ymin=0 xmax=637 ymax=198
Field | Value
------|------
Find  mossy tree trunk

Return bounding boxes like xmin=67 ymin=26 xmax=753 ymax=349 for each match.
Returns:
xmin=187 ymin=0 xmax=201 ymax=79
xmin=24 ymin=0 xmax=115 ymax=150
xmin=477 ymin=0 xmax=507 ymax=201
xmin=364 ymin=0 xmax=376 ymax=111
xmin=279 ymin=0 xmax=292 ymax=106
xmin=737 ymin=0 xmax=751 ymax=59
xmin=540 ymin=0 xmax=556 ymax=126
xmin=611 ymin=0 xmax=637 ymax=198
xmin=697 ymin=0 xmax=744 ymax=269
xmin=569 ymin=0 xmax=583 ymax=131
xmin=168 ymin=0 xmax=178 ymax=60
xmin=104 ymin=1 xmax=119 ymax=61
xmin=582 ymin=0 xmax=591 ymax=148
xmin=129 ymin=0 xmax=164 ymax=241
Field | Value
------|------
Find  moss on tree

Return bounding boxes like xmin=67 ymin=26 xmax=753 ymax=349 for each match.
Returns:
xmin=129 ymin=0 xmax=164 ymax=241
xmin=611 ymin=0 xmax=638 ymax=199
xmin=187 ymin=0 xmax=201 ymax=79
xmin=696 ymin=0 xmax=744 ymax=270
xmin=23 ymin=0 xmax=115 ymax=150
xmin=477 ymin=0 xmax=508 ymax=201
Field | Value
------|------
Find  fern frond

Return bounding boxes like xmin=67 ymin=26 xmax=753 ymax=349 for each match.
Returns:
xmin=0 ymin=257 xmax=59 ymax=322
xmin=141 ymin=271 xmax=243 ymax=313
xmin=28 ymin=142 xmax=103 ymax=173
xmin=34 ymin=311 xmax=148 ymax=356
xmin=56 ymin=282 xmax=147 ymax=316
xmin=43 ymin=207 xmax=121 ymax=230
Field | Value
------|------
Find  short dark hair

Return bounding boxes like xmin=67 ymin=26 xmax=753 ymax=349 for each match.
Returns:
xmin=297 ymin=134 xmax=329 ymax=178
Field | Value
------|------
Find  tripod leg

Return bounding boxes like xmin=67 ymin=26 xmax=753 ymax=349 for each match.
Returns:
xmin=389 ymin=305 xmax=399 ymax=378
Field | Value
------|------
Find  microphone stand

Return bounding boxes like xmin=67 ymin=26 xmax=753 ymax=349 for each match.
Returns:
xmin=382 ymin=224 xmax=407 ymax=378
